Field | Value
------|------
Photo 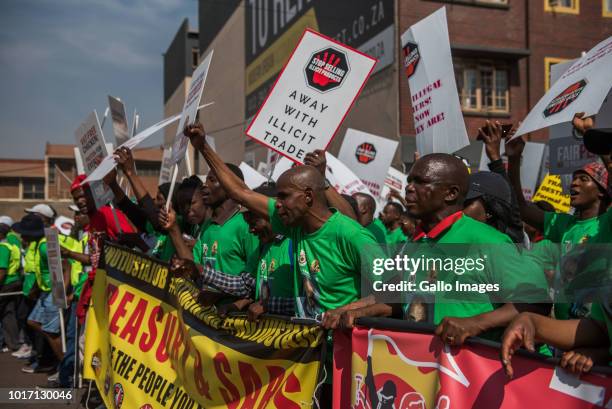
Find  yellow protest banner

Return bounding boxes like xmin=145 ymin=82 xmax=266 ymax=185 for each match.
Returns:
xmin=83 ymin=244 xmax=324 ymax=409
xmin=531 ymin=173 xmax=571 ymax=213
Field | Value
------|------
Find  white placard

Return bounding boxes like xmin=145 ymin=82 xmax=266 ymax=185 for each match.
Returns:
xmin=171 ymin=50 xmax=214 ymax=165
xmin=239 ymin=162 xmax=268 ymax=189
xmin=380 ymin=167 xmax=408 ymax=204
xmin=337 ymin=128 xmax=398 ymax=198
xmin=401 ymin=7 xmax=468 ymax=155
xmin=478 ymin=142 xmax=546 ymax=200
xmin=74 ymin=111 xmax=114 ymax=208
xmin=325 ymin=152 xmax=374 ymax=197
xmin=74 ymin=147 xmax=84 ymax=175
xmin=158 ymin=147 xmax=173 ymax=185
xmin=514 ymin=36 xmax=612 ymax=138
xmin=108 ymin=95 xmax=130 ymax=146
xmin=44 ymin=228 xmax=68 ymax=309
xmin=83 ymin=102 xmax=214 ymax=184
xmin=246 ymin=29 xmax=377 ymax=164
xmin=271 ymin=157 xmax=295 ymax=181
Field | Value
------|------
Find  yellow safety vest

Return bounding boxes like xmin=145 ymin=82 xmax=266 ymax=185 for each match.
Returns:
xmin=59 ymin=234 xmax=85 ymax=287
xmin=33 ymin=238 xmax=50 ymax=292
xmin=0 ymin=241 xmax=21 ymax=284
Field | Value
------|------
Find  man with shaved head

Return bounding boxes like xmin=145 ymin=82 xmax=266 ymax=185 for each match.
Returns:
xmin=336 ymin=153 xmax=549 ymax=345
xmin=353 ymin=192 xmax=386 ymax=244
xmin=182 ymin=122 xmax=381 ymax=320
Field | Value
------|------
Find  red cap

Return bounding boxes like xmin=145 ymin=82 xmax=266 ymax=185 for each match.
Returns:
xmin=71 ymin=174 xmax=88 ymax=192
xmin=573 ymin=162 xmax=608 ymax=194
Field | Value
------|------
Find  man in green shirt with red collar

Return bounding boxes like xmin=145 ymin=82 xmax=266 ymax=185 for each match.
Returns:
xmin=335 ymin=153 xmax=549 ymax=344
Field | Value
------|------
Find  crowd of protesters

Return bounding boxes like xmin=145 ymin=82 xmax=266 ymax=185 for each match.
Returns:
xmin=0 ymin=111 xmax=610 ymax=406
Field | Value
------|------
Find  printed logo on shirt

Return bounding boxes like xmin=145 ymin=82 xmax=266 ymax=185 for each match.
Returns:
xmin=299 ymin=250 xmax=307 ymax=266
xmin=355 ymin=142 xmax=377 ymax=164
xmin=269 ymin=259 xmax=276 ymax=272
xmin=310 ymin=260 xmax=320 ymax=274
xmin=260 ymin=259 xmax=267 ymax=274
xmin=113 ymin=383 xmax=124 ymax=409
xmin=543 ymin=79 xmax=587 ymax=117
xmin=202 ymin=243 xmax=209 ymax=257
xmin=402 ymin=41 xmax=420 ymax=79
xmin=212 ymin=241 xmax=218 ymax=256
xmin=305 ymin=47 xmax=349 ymax=93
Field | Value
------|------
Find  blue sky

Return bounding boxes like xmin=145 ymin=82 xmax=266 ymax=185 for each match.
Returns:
xmin=0 ymin=0 xmax=198 ymax=158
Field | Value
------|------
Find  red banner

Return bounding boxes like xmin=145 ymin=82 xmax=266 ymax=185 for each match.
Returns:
xmin=333 ymin=323 xmax=612 ymax=409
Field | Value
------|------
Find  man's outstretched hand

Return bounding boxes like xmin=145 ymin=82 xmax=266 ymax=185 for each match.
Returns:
xmin=304 ymin=149 xmax=327 ymax=177
xmin=184 ymin=122 xmax=207 ymax=151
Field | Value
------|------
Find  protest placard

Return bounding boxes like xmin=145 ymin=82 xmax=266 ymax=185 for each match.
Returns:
xmin=170 ymin=50 xmax=214 ymax=165
xmin=73 ymin=147 xmax=84 ymax=174
xmin=158 ymin=147 xmax=173 ymax=185
xmin=400 ymin=7 xmax=468 ymax=155
xmin=338 ymin=128 xmax=398 ymax=198
xmin=83 ymin=102 xmax=214 ymax=184
xmin=75 ymin=111 xmax=114 ymax=209
xmin=246 ymin=29 xmax=377 ymax=163
xmin=44 ymin=228 xmax=67 ymax=309
xmin=514 ymin=36 xmax=612 ymax=138
xmin=380 ymin=166 xmax=408 ymax=204
xmin=325 ymin=152 xmax=374 ymax=197
xmin=108 ymin=95 xmax=130 ymax=146
xmin=239 ymin=162 xmax=268 ymax=189
xmin=532 ymin=173 xmax=571 ymax=213
xmin=478 ymin=141 xmax=546 ymax=200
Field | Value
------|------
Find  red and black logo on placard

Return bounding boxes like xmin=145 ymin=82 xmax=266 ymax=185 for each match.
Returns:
xmin=544 ymin=79 xmax=587 ymax=117
xmin=355 ymin=143 xmax=377 ymax=164
xmin=403 ymin=41 xmax=420 ymax=79
xmin=305 ymin=47 xmax=349 ymax=92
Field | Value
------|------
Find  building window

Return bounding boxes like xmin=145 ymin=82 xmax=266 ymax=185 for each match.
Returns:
xmin=455 ymin=60 xmax=510 ymax=113
xmin=545 ymin=0 xmax=580 ymax=14
xmin=544 ymin=57 xmax=570 ymax=90
xmin=191 ymin=48 xmax=199 ymax=68
xmin=22 ymin=179 xmax=44 ymax=200
xmin=604 ymin=0 xmax=612 ymax=16
xmin=48 ymin=162 xmax=55 ymax=184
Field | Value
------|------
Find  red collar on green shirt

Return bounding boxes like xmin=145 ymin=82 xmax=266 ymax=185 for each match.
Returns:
xmin=413 ymin=211 xmax=463 ymax=241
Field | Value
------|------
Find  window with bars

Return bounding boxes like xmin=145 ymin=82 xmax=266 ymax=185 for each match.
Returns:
xmin=455 ymin=60 xmax=510 ymax=113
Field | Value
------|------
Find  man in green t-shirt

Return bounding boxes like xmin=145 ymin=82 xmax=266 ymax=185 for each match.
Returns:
xmin=335 ymin=154 xmax=549 ymax=344
xmin=176 ymin=122 xmax=379 ymax=319
xmin=380 ymin=202 xmax=407 ymax=244
xmin=507 ymin=135 xmax=610 ymax=319
xmin=353 ymin=193 xmax=387 ymax=244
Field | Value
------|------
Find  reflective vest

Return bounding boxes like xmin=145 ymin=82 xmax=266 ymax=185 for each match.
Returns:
xmin=0 ymin=241 xmax=21 ymax=284
xmin=59 ymin=234 xmax=85 ymax=287
xmin=33 ymin=238 xmax=50 ymax=292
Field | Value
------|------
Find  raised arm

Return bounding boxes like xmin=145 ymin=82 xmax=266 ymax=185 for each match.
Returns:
xmin=114 ymin=147 xmax=150 ymax=203
xmin=506 ymin=136 xmax=545 ymax=230
xmin=304 ymin=150 xmax=357 ymax=220
xmin=159 ymin=205 xmax=193 ymax=261
xmin=184 ymin=123 xmax=269 ymax=217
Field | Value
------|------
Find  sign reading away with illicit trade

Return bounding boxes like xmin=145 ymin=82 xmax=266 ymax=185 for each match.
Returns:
xmin=246 ymin=29 xmax=377 ymax=164
xmin=400 ymin=7 xmax=468 ymax=155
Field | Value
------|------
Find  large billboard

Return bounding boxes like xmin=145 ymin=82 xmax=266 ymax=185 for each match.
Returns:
xmin=245 ymin=0 xmax=394 ymax=118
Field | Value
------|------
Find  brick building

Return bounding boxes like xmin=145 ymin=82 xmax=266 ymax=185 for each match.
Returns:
xmin=0 ymin=143 xmax=163 ymax=220
xmin=164 ymin=0 xmax=612 ymax=171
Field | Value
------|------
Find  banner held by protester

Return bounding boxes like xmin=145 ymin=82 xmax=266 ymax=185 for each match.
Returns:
xmin=108 ymin=95 xmax=130 ymax=146
xmin=246 ymin=29 xmax=377 ymax=164
xmin=83 ymin=243 xmax=324 ymax=409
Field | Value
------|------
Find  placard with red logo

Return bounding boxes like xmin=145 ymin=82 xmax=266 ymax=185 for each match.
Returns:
xmin=338 ymin=128 xmax=398 ymax=198
xmin=514 ymin=35 xmax=612 ymax=138
xmin=246 ymin=29 xmax=377 ymax=164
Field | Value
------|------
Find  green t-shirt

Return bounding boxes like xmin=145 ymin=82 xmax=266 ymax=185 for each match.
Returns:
xmin=6 ymin=231 xmax=21 ymax=249
xmin=367 ymin=219 xmax=387 ymax=244
xmin=411 ymin=213 xmax=549 ymax=335
xmin=256 ymin=236 xmax=295 ymax=300
xmin=386 ymin=226 xmax=407 ymax=245
xmin=268 ymin=198 xmax=382 ymax=315
xmin=193 ymin=211 xmax=260 ymax=276
xmin=544 ymin=209 xmax=612 ymax=319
